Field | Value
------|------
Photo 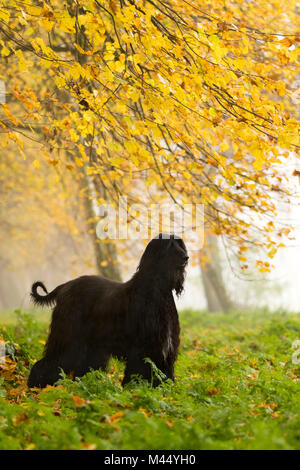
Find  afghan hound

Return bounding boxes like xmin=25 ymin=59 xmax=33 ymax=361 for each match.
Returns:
xmin=27 ymin=234 xmax=188 ymax=388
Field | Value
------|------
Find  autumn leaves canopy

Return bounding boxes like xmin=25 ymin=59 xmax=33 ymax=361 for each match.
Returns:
xmin=0 ymin=0 xmax=299 ymax=270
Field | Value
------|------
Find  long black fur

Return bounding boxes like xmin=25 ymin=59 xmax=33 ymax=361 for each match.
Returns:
xmin=27 ymin=234 xmax=188 ymax=388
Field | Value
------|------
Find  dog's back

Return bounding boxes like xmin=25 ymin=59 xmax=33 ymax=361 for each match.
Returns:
xmin=31 ymin=275 xmax=123 ymax=307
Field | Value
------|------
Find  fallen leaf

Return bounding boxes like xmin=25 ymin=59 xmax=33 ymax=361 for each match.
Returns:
xmin=12 ymin=412 xmax=29 ymax=426
xmin=72 ymin=395 xmax=90 ymax=407
xmin=105 ymin=411 xmax=124 ymax=424
xmin=26 ymin=443 xmax=35 ymax=450
xmin=207 ymin=387 xmax=222 ymax=396
xmin=82 ymin=442 xmax=97 ymax=450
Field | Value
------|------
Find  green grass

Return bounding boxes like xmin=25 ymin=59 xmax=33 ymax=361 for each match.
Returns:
xmin=0 ymin=308 xmax=51 ymax=325
xmin=1 ymin=308 xmax=300 ymax=450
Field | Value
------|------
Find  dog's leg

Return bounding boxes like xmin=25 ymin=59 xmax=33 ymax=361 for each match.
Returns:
xmin=161 ymin=333 xmax=179 ymax=382
xmin=122 ymin=349 xmax=167 ymax=387
xmin=28 ymin=337 xmax=87 ymax=388
xmin=162 ymin=353 xmax=176 ymax=382
xmin=27 ymin=357 xmax=61 ymax=388
xmin=35 ymin=305 xmax=86 ymax=383
xmin=27 ymin=345 xmax=83 ymax=388
xmin=122 ymin=356 xmax=150 ymax=386
xmin=74 ymin=346 xmax=110 ymax=378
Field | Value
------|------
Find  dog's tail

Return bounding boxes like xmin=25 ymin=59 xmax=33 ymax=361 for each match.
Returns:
xmin=31 ymin=281 xmax=61 ymax=307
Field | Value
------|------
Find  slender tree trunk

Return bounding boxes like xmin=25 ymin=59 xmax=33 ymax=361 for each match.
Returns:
xmin=200 ymin=232 xmax=233 ymax=313
xmin=80 ymin=171 xmax=122 ymax=281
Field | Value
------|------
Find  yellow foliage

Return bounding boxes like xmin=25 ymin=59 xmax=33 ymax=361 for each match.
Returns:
xmin=0 ymin=0 xmax=299 ymax=267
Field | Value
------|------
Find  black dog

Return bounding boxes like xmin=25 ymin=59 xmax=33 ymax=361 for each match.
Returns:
xmin=27 ymin=234 xmax=188 ymax=388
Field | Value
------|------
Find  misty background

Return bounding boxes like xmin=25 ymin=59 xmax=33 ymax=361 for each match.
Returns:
xmin=1 ymin=193 xmax=300 ymax=315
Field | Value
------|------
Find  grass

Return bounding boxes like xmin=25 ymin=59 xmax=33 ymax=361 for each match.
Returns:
xmin=0 ymin=308 xmax=300 ymax=450
xmin=0 ymin=308 xmax=51 ymax=325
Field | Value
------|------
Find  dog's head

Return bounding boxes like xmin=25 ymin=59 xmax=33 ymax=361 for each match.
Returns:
xmin=137 ymin=234 xmax=189 ymax=295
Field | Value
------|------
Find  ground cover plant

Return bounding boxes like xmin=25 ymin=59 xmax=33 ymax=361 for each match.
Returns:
xmin=0 ymin=308 xmax=300 ymax=450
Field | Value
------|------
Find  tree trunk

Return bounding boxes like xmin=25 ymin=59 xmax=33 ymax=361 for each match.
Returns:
xmin=80 ymin=171 xmax=122 ymax=281
xmin=200 ymin=232 xmax=233 ymax=313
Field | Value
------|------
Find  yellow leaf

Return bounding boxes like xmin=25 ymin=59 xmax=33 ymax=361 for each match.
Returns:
xmin=78 ymin=143 xmax=88 ymax=161
xmin=55 ymin=76 xmax=66 ymax=88
xmin=58 ymin=15 xmax=76 ymax=33
xmin=69 ymin=129 xmax=79 ymax=142
xmin=27 ymin=6 xmax=43 ymax=16
xmin=2 ymin=104 xmax=22 ymax=126
xmin=26 ymin=443 xmax=36 ymax=450
xmin=75 ymin=157 xmax=84 ymax=168
xmin=209 ymin=107 xmax=218 ymax=118
xmin=48 ymin=159 xmax=59 ymax=167
xmin=0 ymin=9 xmax=10 ymax=23
xmin=138 ymin=408 xmax=152 ymax=418
xmin=267 ymin=248 xmax=277 ymax=259
xmin=1 ymin=46 xmax=10 ymax=57
xmin=40 ymin=18 xmax=54 ymax=32
xmin=105 ymin=411 xmax=124 ymax=424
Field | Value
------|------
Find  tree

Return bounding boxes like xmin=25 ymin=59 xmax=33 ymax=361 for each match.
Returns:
xmin=200 ymin=230 xmax=234 ymax=313
xmin=0 ymin=0 xmax=299 ymax=275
